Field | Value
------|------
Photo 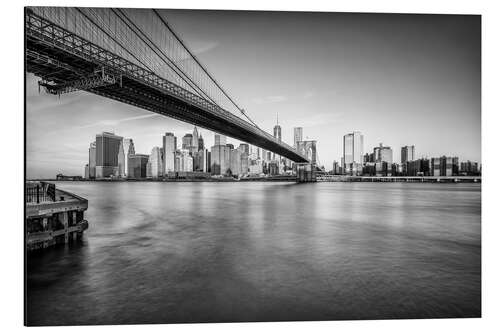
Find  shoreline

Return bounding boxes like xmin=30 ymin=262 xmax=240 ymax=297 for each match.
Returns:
xmin=28 ymin=176 xmax=482 ymax=183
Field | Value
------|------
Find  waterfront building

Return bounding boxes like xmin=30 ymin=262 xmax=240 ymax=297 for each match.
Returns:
xmin=214 ymin=133 xmax=226 ymax=146
xmin=163 ymin=133 xmax=177 ymax=174
xmin=121 ymin=138 xmax=135 ymax=178
xmin=84 ymin=164 xmax=89 ymax=179
xmin=238 ymin=143 xmax=250 ymax=156
xmin=343 ymin=131 xmax=364 ymax=175
xmin=117 ymin=140 xmax=125 ymax=177
xmin=240 ymin=152 xmax=249 ymax=175
xmin=203 ymin=150 xmax=211 ymax=173
xmin=178 ymin=150 xmax=193 ymax=172
xmin=146 ymin=161 xmax=152 ymax=178
xmin=401 ymin=145 xmax=415 ymax=164
xmin=230 ymin=148 xmax=242 ymax=176
xmin=249 ymin=159 xmax=263 ymax=175
xmin=128 ymin=154 xmax=149 ymax=179
xmin=88 ymin=141 xmax=96 ymax=179
xmin=374 ymin=143 xmax=393 ymax=164
xmin=332 ymin=160 xmax=340 ymax=174
xmin=430 ymin=157 xmax=441 ymax=176
xmin=148 ymin=147 xmax=163 ymax=178
xmin=268 ymin=161 xmax=279 ymax=175
xmin=95 ymin=132 xmax=123 ymax=178
xmin=375 ymin=161 xmax=389 ymax=176
xmin=293 ymin=127 xmax=303 ymax=148
xmin=182 ymin=133 xmax=193 ymax=150
xmin=461 ymin=160 xmax=480 ymax=176
xmin=211 ymin=144 xmax=230 ymax=175
xmin=363 ymin=162 xmax=376 ymax=176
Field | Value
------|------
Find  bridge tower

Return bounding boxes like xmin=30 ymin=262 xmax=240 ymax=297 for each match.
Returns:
xmin=295 ymin=163 xmax=317 ymax=183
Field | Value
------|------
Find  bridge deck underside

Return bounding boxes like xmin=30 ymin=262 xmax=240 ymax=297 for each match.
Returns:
xmin=25 ymin=12 xmax=309 ymax=163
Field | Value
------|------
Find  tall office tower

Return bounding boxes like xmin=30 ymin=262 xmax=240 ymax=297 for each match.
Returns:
xmin=373 ymin=143 xmax=393 ymax=164
xmin=148 ymin=147 xmax=163 ymax=178
xmin=238 ymin=143 xmax=249 ymax=155
xmin=178 ymin=150 xmax=193 ymax=172
xmin=343 ymin=131 xmax=364 ymax=174
xmin=182 ymin=133 xmax=193 ymax=150
xmin=192 ymin=127 xmax=199 ymax=152
xmin=205 ymin=150 xmax=211 ymax=173
xmin=95 ymin=132 xmax=123 ymax=178
xmin=240 ymin=153 xmax=249 ymax=175
xmin=127 ymin=154 xmax=149 ymax=179
xmin=198 ymin=133 xmax=204 ymax=151
xmin=230 ymin=148 xmax=242 ymax=176
xmin=401 ymin=145 xmax=415 ymax=164
xmin=163 ymin=133 xmax=177 ymax=174
xmin=121 ymin=138 xmax=135 ymax=177
xmin=146 ymin=161 xmax=152 ymax=178
xmin=273 ymin=113 xmax=282 ymax=141
xmin=214 ymin=133 xmax=226 ymax=146
xmin=117 ymin=140 xmax=125 ymax=177
xmin=293 ymin=127 xmax=303 ymax=148
xmin=210 ymin=144 xmax=230 ymax=175
xmin=430 ymin=157 xmax=441 ymax=176
xmin=88 ymin=141 xmax=96 ymax=179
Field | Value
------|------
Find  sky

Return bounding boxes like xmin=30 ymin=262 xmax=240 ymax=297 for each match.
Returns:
xmin=26 ymin=10 xmax=481 ymax=179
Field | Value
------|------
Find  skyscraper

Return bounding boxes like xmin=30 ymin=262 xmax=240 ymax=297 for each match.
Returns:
xmin=198 ymin=133 xmax=204 ymax=151
xmin=401 ymin=145 xmax=415 ymax=164
xmin=182 ymin=133 xmax=193 ymax=150
xmin=343 ymin=131 xmax=364 ymax=175
xmin=128 ymin=154 xmax=149 ymax=179
xmin=122 ymin=138 xmax=135 ymax=178
xmin=95 ymin=132 xmax=123 ymax=178
xmin=163 ymin=133 xmax=176 ymax=174
xmin=238 ymin=143 xmax=250 ymax=155
xmin=230 ymin=148 xmax=241 ymax=176
xmin=374 ymin=143 xmax=393 ymax=164
xmin=192 ymin=127 xmax=199 ymax=153
xmin=117 ymin=140 xmax=125 ymax=177
xmin=273 ymin=113 xmax=282 ymax=141
xmin=211 ymin=144 xmax=230 ymax=175
xmin=214 ymin=133 xmax=226 ymax=146
xmin=148 ymin=147 xmax=163 ymax=178
xmin=88 ymin=141 xmax=96 ymax=179
xmin=273 ymin=113 xmax=282 ymax=162
xmin=293 ymin=127 xmax=303 ymax=148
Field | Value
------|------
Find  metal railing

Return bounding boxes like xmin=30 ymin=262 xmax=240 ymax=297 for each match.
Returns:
xmin=26 ymin=182 xmax=56 ymax=204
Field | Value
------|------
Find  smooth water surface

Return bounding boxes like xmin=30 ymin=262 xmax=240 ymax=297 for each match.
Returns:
xmin=27 ymin=182 xmax=481 ymax=325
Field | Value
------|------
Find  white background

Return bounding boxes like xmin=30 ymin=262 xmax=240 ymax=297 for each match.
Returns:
xmin=1 ymin=0 xmax=498 ymax=332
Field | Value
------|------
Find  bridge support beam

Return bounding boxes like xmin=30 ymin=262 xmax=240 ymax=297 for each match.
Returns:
xmin=295 ymin=163 xmax=317 ymax=183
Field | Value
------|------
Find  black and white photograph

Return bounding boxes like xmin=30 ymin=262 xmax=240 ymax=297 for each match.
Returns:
xmin=14 ymin=1 xmax=493 ymax=330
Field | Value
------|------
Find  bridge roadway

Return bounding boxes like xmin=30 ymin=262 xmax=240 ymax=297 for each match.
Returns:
xmin=25 ymin=9 xmax=310 ymax=163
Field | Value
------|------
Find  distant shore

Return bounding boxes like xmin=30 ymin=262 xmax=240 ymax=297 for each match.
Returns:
xmin=28 ymin=175 xmax=481 ymax=183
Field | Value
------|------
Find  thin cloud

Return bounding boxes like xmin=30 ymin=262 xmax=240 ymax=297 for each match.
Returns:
xmin=252 ymin=95 xmax=287 ymax=105
xmin=76 ymin=114 xmax=160 ymax=129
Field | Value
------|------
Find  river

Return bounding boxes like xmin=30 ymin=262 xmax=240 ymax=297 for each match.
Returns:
xmin=26 ymin=181 xmax=481 ymax=325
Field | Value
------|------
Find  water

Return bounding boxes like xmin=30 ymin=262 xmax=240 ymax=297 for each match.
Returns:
xmin=26 ymin=182 xmax=481 ymax=325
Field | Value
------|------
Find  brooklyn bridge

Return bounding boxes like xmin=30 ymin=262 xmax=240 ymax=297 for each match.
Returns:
xmin=25 ymin=7 xmax=316 ymax=180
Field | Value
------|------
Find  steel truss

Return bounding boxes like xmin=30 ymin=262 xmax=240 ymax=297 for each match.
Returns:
xmin=25 ymin=9 xmax=310 ymax=163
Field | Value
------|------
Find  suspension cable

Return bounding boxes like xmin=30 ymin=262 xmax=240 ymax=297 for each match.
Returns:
xmin=152 ymin=9 xmax=262 ymax=128
xmin=112 ymin=8 xmax=220 ymax=107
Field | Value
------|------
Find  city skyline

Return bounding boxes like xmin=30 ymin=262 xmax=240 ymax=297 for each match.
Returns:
xmin=26 ymin=11 xmax=480 ymax=179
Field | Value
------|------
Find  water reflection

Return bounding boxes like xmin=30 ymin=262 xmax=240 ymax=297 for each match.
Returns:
xmin=27 ymin=182 xmax=481 ymax=325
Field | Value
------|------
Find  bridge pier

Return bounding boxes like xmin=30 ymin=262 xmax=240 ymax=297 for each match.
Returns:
xmin=295 ymin=163 xmax=317 ymax=183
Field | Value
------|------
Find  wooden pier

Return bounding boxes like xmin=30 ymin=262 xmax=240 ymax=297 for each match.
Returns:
xmin=26 ymin=182 xmax=89 ymax=251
